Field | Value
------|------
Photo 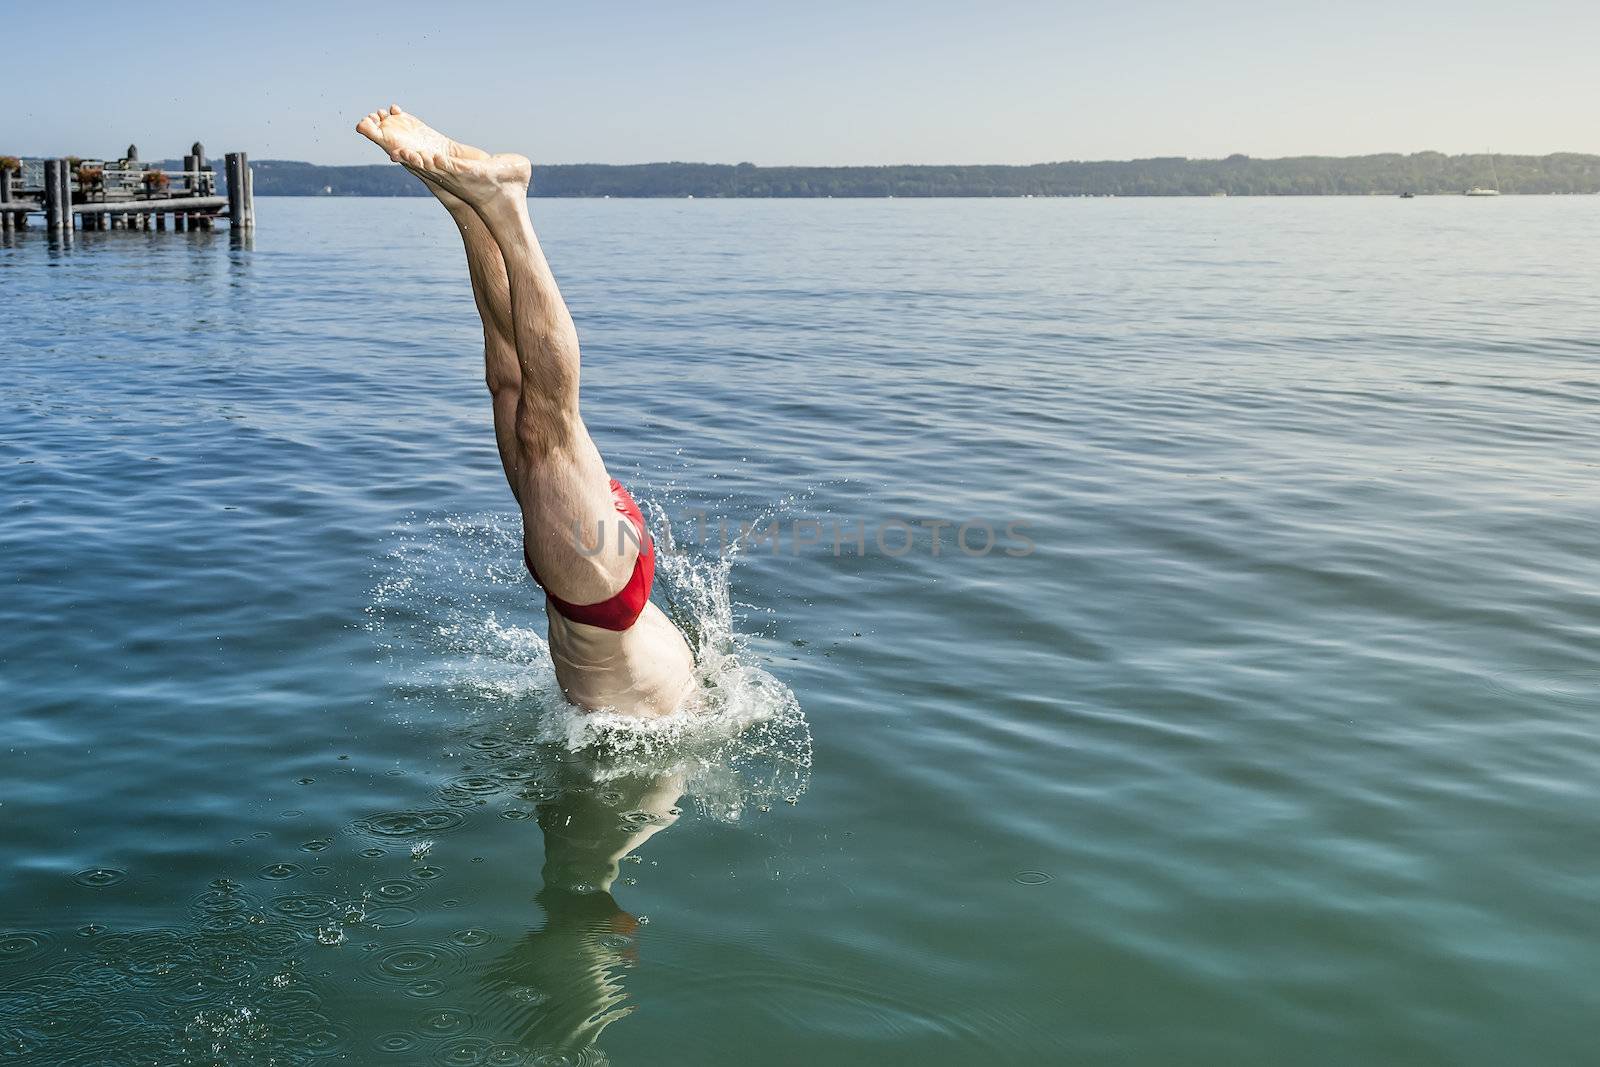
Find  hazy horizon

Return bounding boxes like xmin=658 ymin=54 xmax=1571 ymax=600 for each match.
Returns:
xmin=7 ymin=0 xmax=1597 ymax=167
xmin=14 ymin=150 xmax=1594 ymax=169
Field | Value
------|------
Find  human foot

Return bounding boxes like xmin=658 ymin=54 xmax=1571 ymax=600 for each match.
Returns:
xmin=392 ymin=148 xmax=531 ymax=209
xmin=355 ymin=104 xmax=489 ymax=164
xmin=414 ymin=170 xmax=467 ymax=213
xmin=355 ymin=104 xmax=528 ymax=206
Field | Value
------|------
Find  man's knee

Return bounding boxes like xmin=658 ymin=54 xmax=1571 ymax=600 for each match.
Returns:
xmin=486 ymin=368 xmax=520 ymax=399
xmin=514 ymin=398 xmax=579 ymax=459
xmin=484 ymin=342 xmax=521 ymax=397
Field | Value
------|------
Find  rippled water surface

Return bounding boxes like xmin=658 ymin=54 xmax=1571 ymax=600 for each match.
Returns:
xmin=4 ymin=196 xmax=1599 ymax=1064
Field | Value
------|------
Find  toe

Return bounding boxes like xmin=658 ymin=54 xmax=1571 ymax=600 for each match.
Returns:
xmin=390 ymin=104 xmax=401 ymax=115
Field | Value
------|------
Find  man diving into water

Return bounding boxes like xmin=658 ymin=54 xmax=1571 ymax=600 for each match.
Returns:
xmin=356 ymin=106 xmax=696 ymax=717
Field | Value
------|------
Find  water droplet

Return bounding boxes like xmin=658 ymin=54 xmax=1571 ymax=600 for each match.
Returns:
xmin=73 ymin=867 xmax=127 ymax=888
xmin=199 ymin=912 xmax=256 ymax=936
xmin=441 ymin=774 xmax=501 ymax=796
xmin=377 ymin=1030 xmax=421 ymax=1053
xmin=259 ymin=863 xmax=302 ymax=881
xmin=435 ymin=1038 xmax=494 ymax=1066
xmin=271 ymin=894 xmax=336 ymax=921
xmin=449 ymin=929 xmax=491 ymax=948
xmin=420 ymin=1006 xmax=473 ymax=1037
xmin=353 ymin=809 xmax=468 ymax=838
xmin=304 ymin=1022 xmax=352 ymax=1054
xmin=1013 ymin=870 xmax=1054 ymax=886
xmin=0 ymin=931 xmax=48 ymax=961
xmin=371 ymin=942 xmax=465 ymax=985
xmin=373 ymin=879 xmax=422 ymax=902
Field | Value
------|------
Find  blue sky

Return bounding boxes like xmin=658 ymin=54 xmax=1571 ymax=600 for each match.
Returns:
xmin=6 ymin=0 xmax=1596 ymax=165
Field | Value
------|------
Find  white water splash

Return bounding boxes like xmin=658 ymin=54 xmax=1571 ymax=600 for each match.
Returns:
xmin=367 ymin=504 xmax=811 ymax=817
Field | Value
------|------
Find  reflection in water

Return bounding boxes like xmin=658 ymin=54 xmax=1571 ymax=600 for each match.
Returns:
xmin=483 ymin=756 xmax=684 ymax=1060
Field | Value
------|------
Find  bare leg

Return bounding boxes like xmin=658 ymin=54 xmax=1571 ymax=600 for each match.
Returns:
xmin=357 ymin=109 xmax=525 ymax=500
xmin=356 ymin=106 xmax=697 ymax=716
xmin=423 ymin=178 xmax=528 ymax=501
xmin=358 ymin=106 xmax=629 ymax=602
xmin=419 ymin=171 xmax=630 ymax=600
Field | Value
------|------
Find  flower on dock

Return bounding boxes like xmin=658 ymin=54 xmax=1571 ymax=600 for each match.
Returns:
xmin=77 ymin=165 xmax=103 ymax=186
xmin=0 ymin=156 xmax=19 ymax=175
xmin=142 ymin=170 xmax=170 ymax=190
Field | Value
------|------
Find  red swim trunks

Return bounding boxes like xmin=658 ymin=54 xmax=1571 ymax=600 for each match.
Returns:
xmin=523 ymin=478 xmax=655 ymax=631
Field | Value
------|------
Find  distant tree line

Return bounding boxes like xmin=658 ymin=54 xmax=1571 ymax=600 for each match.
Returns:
xmin=228 ymin=153 xmax=1600 ymax=198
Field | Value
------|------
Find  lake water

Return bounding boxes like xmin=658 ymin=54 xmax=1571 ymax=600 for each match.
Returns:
xmin=3 ymin=195 xmax=1599 ymax=1065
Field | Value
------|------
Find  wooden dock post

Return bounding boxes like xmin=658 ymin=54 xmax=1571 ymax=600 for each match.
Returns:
xmin=225 ymin=154 xmax=241 ymax=227
xmin=44 ymin=159 xmax=74 ymax=242
xmin=225 ymin=152 xmax=254 ymax=231
xmin=60 ymin=161 xmax=76 ymax=244
xmin=0 ymin=167 xmax=12 ymax=232
xmin=42 ymin=158 xmax=61 ymax=231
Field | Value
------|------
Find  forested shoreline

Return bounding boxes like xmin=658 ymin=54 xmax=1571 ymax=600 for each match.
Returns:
xmin=233 ymin=152 xmax=1600 ymax=198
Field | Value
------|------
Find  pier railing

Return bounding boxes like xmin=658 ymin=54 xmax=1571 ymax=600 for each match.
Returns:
xmin=18 ymin=160 xmax=218 ymax=200
xmin=1 ymin=151 xmax=253 ymax=240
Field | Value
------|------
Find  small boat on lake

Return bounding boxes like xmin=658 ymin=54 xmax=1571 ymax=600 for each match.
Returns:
xmin=1464 ymin=187 xmax=1500 ymax=196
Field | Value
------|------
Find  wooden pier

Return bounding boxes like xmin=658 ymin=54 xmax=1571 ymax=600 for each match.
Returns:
xmin=0 ymin=143 xmax=254 ymax=239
